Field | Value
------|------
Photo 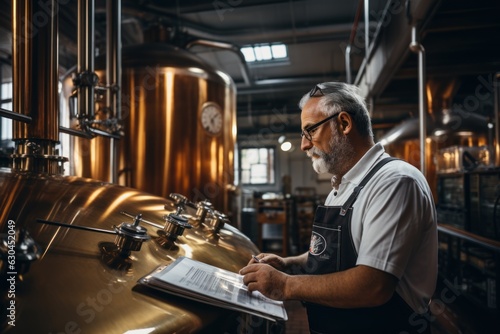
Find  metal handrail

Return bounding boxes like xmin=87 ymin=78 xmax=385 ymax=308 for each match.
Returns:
xmin=438 ymin=223 xmax=500 ymax=253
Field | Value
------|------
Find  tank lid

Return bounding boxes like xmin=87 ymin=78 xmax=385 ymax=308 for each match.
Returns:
xmin=120 ymin=43 xmax=217 ymax=73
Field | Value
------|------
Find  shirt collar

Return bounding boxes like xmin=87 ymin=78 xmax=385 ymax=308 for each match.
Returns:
xmin=339 ymin=142 xmax=386 ymax=187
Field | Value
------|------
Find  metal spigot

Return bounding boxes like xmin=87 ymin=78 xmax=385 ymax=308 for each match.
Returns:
xmin=160 ymin=213 xmax=193 ymax=242
xmin=113 ymin=214 xmax=151 ymax=257
xmin=169 ymin=193 xmax=190 ymax=215
xmin=195 ymin=200 xmax=214 ymax=225
xmin=205 ymin=210 xmax=228 ymax=233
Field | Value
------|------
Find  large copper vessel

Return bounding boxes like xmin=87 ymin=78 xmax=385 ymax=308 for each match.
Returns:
xmin=0 ymin=1 xmax=258 ymax=333
xmin=70 ymin=43 xmax=237 ymax=214
xmin=0 ymin=169 xmax=258 ymax=333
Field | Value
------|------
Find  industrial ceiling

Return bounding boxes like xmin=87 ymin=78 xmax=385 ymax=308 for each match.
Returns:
xmin=1 ymin=0 xmax=499 ymax=140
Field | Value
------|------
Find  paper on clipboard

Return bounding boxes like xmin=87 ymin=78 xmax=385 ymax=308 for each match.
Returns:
xmin=138 ymin=256 xmax=288 ymax=322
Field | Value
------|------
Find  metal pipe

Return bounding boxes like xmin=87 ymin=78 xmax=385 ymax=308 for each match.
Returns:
xmin=106 ymin=0 xmax=121 ymax=121
xmin=494 ymin=72 xmax=500 ymax=166
xmin=409 ymin=24 xmax=427 ymax=175
xmin=106 ymin=0 xmax=122 ymax=183
xmin=0 ymin=107 xmax=32 ymax=123
xmin=11 ymin=0 xmax=64 ymax=174
xmin=113 ymin=3 xmax=353 ymax=44
xmin=36 ymin=219 xmax=117 ymax=235
xmin=77 ymin=0 xmax=96 ymax=120
xmin=12 ymin=0 xmax=26 ymax=129
xmin=345 ymin=45 xmax=352 ymax=84
xmin=185 ymin=39 xmax=252 ymax=86
xmin=0 ymin=60 xmax=2 ymax=107
xmin=59 ymin=125 xmax=93 ymax=139
xmin=346 ymin=0 xmax=364 ymax=84
xmin=13 ymin=0 xmax=59 ymax=141
xmin=361 ymin=0 xmax=371 ymax=88
xmin=357 ymin=0 xmax=439 ymax=103
xmin=364 ymin=0 xmax=370 ymax=57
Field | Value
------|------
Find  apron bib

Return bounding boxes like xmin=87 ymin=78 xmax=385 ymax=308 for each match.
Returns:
xmin=304 ymin=158 xmax=431 ymax=334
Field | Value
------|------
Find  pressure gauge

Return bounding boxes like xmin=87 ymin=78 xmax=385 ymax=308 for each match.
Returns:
xmin=200 ymin=102 xmax=223 ymax=135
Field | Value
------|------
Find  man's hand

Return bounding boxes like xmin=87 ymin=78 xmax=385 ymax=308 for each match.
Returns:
xmin=239 ymin=263 xmax=290 ymax=300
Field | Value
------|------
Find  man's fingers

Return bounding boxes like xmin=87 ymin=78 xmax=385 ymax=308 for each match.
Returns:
xmin=239 ymin=265 xmax=253 ymax=275
xmin=241 ymin=266 xmax=266 ymax=285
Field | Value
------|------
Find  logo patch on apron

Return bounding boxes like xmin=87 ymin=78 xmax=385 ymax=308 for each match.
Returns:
xmin=309 ymin=231 xmax=327 ymax=255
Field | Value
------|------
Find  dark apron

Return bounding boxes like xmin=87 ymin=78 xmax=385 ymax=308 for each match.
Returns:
xmin=304 ymin=158 xmax=431 ymax=334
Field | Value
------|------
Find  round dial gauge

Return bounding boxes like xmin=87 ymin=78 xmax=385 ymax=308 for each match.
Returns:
xmin=200 ymin=102 xmax=223 ymax=135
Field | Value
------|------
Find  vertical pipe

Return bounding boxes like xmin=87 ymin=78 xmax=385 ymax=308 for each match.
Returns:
xmin=106 ymin=0 xmax=121 ymax=183
xmin=106 ymin=0 xmax=121 ymax=121
xmin=345 ymin=45 xmax=352 ymax=84
xmin=494 ymin=73 xmax=500 ymax=166
xmin=12 ymin=0 xmax=61 ymax=173
xmin=0 ymin=60 xmax=2 ymax=106
xmin=364 ymin=0 xmax=370 ymax=88
xmin=364 ymin=0 xmax=370 ymax=55
xmin=346 ymin=0 xmax=364 ymax=85
xmin=77 ymin=0 xmax=95 ymax=120
xmin=410 ymin=25 xmax=427 ymax=175
xmin=12 ymin=0 xmax=26 ymax=123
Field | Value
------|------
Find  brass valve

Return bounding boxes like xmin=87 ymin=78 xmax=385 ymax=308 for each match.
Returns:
xmin=160 ymin=213 xmax=193 ymax=242
xmin=114 ymin=214 xmax=151 ymax=257
xmin=205 ymin=210 xmax=228 ymax=233
xmin=169 ymin=193 xmax=191 ymax=214
xmin=195 ymin=200 xmax=214 ymax=225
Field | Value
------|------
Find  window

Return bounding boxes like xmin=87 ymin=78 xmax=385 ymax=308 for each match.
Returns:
xmin=1 ymin=82 xmax=13 ymax=141
xmin=241 ymin=43 xmax=288 ymax=63
xmin=240 ymin=147 xmax=275 ymax=184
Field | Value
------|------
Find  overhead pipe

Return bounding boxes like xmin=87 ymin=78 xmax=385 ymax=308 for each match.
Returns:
xmin=111 ymin=4 xmax=353 ymax=44
xmin=364 ymin=0 xmax=370 ymax=62
xmin=76 ymin=0 xmax=97 ymax=123
xmin=494 ymin=72 xmax=500 ymax=166
xmin=345 ymin=0 xmax=364 ymax=84
xmin=106 ymin=0 xmax=121 ymax=121
xmin=185 ymin=39 xmax=252 ymax=86
xmin=409 ymin=24 xmax=427 ymax=175
xmin=106 ymin=0 xmax=122 ymax=183
xmin=354 ymin=0 xmax=395 ymax=88
xmin=345 ymin=45 xmax=352 ymax=84
xmin=361 ymin=0 xmax=371 ymax=88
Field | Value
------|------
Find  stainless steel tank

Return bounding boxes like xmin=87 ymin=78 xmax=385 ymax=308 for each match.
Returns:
xmin=69 ymin=43 xmax=237 ymax=214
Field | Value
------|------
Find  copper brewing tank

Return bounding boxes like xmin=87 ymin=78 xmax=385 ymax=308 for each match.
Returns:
xmin=70 ymin=44 xmax=237 ymax=214
xmin=0 ymin=169 xmax=258 ymax=333
xmin=1 ymin=1 xmax=258 ymax=333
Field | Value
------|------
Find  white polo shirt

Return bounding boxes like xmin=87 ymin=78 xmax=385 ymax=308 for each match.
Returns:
xmin=324 ymin=143 xmax=438 ymax=313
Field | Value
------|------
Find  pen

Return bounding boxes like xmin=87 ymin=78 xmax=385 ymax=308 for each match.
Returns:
xmin=252 ymin=255 xmax=261 ymax=263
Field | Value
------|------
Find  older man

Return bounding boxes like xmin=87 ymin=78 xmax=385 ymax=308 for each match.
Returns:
xmin=240 ymin=82 xmax=438 ymax=334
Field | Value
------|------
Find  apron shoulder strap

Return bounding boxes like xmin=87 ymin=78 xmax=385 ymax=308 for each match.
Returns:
xmin=340 ymin=157 xmax=398 ymax=216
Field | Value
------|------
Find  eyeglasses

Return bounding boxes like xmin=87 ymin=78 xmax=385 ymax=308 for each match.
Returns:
xmin=300 ymin=113 xmax=340 ymax=142
xmin=309 ymin=85 xmax=325 ymax=97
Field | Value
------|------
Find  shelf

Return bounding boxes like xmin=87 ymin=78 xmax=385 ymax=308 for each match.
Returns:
xmin=256 ymin=199 xmax=291 ymax=257
xmin=438 ymin=223 xmax=499 ymax=310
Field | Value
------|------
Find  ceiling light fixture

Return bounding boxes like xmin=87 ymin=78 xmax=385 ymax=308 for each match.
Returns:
xmin=278 ymin=135 xmax=293 ymax=152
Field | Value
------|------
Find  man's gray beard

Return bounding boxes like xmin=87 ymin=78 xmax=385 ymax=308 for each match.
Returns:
xmin=308 ymin=130 xmax=353 ymax=176
xmin=310 ymin=150 xmax=329 ymax=174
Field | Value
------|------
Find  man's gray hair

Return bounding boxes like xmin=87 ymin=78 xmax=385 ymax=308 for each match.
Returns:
xmin=299 ymin=82 xmax=374 ymax=139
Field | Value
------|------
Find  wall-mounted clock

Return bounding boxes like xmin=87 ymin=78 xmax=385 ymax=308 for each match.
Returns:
xmin=200 ymin=102 xmax=223 ymax=135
